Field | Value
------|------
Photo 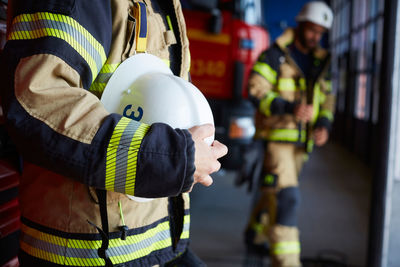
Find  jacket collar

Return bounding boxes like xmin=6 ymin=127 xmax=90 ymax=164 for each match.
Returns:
xmin=275 ymin=28 xmax=328 ymax=60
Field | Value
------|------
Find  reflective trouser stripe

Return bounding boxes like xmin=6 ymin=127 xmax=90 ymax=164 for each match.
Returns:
xmin=105 ymin=117 xmax=150 ymax=195
xmin=259 ymin=91 xmax=280 ymax=116
xmin=20 ymin=216 xmax=190 ymax=266
xmin=8 ymin=12 xmax=107 ymax=83
xmin=267 ymin=129 xmax=306 ymax=143
xmin=253 ymin=62 xmax=277 ymax=84
xmin=272 ymin=241 xmax=301 ymax=255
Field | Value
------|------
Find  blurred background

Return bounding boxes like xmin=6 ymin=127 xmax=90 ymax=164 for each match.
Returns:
xmin=180 ymin=0 xmax=396 ymax=266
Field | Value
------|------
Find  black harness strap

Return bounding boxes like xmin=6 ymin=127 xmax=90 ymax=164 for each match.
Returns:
xmin=90 ymin=189 xmax=114 ymax=267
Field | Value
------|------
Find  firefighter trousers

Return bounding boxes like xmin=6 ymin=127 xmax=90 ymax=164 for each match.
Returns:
xmin=246 ymin=142 xmax=307 ymax=267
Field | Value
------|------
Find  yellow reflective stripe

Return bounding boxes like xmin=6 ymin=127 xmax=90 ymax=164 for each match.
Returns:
xmin=21 ymin=216 xmax=190 ymax=266
xmin=268 ymin=129 xmax=306 ymax=143
xmin=276 ymin=78 xmax=308 ymax=91
xmin=100 ymin=63 xmax=120 ymax=74
xmin=106 ymin=117 xmax=131 ymax=191
xmin=264 ymin=174 xmax=275 ymax=185
xmin=299 ymin=78 xmax=306 ymax=91
xmin=109 ymin=220 xmax=170 ymax=246
xmin=166 ymin=15 xmax=174 ymax=33
xmin=20 ymin=223 xmax=104 ymax=266
xmin=8 ymin=12 xmax=107 ymax=83
xmin=319 ymin=91 xmax=327 ymax=104
xmin=277 ymin=78 xmax=296 ymax=91
xmin=105 ymin=117 xmax=150 ymax=195
xmin=319 ymin=109 xmax=334 ymax=121
xmin=325 ymin=80 xmax=332 ymax=92
xmin=251 ymin=222 xmax=264 ymax=234
xmin=181 ymin=213 xmax=190 ymax=239
xmin=181 ymin=230 xmax=190 ymax=239
xmin=272 ymin=241 xmax=301 ymax=255
xmin=312 ymin=84 xmax=321 ymax=124
xmin=110 ymin=238 xmax=171 ymax=264
xmin=125 ymin=123 xmax=150 ymax=195
xmin=259 ymin=91 xmax=280 ymax=117
xmin=90 ymin=63 xmax=120 ymax=94
xmin=253 ymin=62 xmax=277 ymax=84
xmin=20 ymin=241 xmax=75 ymax=266
xmin=133 ymin=2 xmax=148 ymax=53
xmin=307 ymin=140 xmax=314 ymax=153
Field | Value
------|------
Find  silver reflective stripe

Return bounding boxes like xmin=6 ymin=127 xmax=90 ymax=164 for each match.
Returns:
xmin=8 ymin=12 xmax=107 ymax=83
xmin=95 ymin=72 xmax=113 ymax=83
xmin=20 ymin=219 xmax=190 ymax=265
xmin=114 ymin=120 xmax=141 ymax=193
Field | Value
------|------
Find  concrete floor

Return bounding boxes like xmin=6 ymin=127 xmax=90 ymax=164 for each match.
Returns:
xmin=189 ymin=142 xmax=371 ymax=267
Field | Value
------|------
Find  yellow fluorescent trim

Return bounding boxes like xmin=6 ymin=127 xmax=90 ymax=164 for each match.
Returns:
xmin=21 ymin=224 xmax=100 ymax=249
xmin=109 ymin=239 xmax=172 ymax=264
xmin=184 ymin=214 xmax=190 ymax=224
xmin=125 ymin=123 xmax=150 ymax=195
xmin=259 ymin=91 xmax=279 ymax=117
xmin=9 ymin=12 xmax=108 ymax=82
xmin=181 ymin=230 xmax=190 ymax=239
xmin=105 ymin=117 xmax=131 ymax=191
xmin=187 ymin=29 xmax=231 ymax=45
xmin=20 ymin=241 xmax=67 ymax=265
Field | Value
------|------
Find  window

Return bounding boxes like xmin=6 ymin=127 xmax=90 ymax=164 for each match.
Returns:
xmin=331 ymin=0 xmax=384 ymax=122
xmin=240 ymin=0 xmax=263 ymax=25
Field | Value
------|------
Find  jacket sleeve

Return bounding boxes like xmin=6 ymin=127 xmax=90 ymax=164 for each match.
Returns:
xmin=248 ymin=47 xmax=295 ymax=117
xmin=315 ymin=74 xmax=336 ymax=132
xmin=1 ymin=46 xmax=194 ymax=199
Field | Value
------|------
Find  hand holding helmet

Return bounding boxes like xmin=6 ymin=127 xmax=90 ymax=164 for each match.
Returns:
xmin=189 ymin=124 xmax=227 ymax=190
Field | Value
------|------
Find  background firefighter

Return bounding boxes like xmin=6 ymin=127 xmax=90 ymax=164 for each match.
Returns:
xmin=244 ymin=2 xmax=335 ymax=266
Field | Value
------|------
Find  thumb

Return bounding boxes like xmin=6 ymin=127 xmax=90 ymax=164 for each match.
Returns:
xmin=189 ymin=124 xmax=215 ymax=140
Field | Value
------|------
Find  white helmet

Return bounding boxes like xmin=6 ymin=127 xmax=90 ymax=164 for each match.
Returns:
xmin=296 ymin=1 xmax=333 ymax=29
xmin=101 ymin=53 xmax=214 ymax=202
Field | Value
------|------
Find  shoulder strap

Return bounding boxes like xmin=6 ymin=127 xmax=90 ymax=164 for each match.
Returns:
xmin=133 ymin=1 xmax=148 ymax=53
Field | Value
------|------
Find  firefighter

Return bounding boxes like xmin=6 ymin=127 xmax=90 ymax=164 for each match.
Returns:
xmin=245 ymin=2 xmax=335 ymax=266
xmin=0 ymin=0 xmax=227 ymax=266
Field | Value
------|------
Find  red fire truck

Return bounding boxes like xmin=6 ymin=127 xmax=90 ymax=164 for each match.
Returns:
xmin=182 ymin=0 xmax=269 ymax=169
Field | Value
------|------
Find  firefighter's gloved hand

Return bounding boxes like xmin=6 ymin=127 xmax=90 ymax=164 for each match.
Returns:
xmin=188 ymin=124 xmax=228 ymax=190
xmin=294 ymin=104 xmax=313 ymax=122
xmin=314 ymin=127 xmax=329 ymax=146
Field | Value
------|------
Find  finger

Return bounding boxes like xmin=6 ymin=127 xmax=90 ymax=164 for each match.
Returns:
xmin=198 ymin=175 xmax=213 ymax=187
xmin=211 ymin=140 xmax=228 ymax=159
xmin=190 ymin=124 xmax=215 ymax=140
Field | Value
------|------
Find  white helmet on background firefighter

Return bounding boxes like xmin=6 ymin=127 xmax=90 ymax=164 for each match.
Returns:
xmin=296 ymin=1 xmax=334 ymax=29
xmin=101 ymin=53 xmax=214 ymax=201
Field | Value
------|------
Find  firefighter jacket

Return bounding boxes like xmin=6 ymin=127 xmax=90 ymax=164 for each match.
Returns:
xmin=248 ymin=28 xmax=335 ymax=150
xmin=0 ymin=0 xmax=194 ymax=266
